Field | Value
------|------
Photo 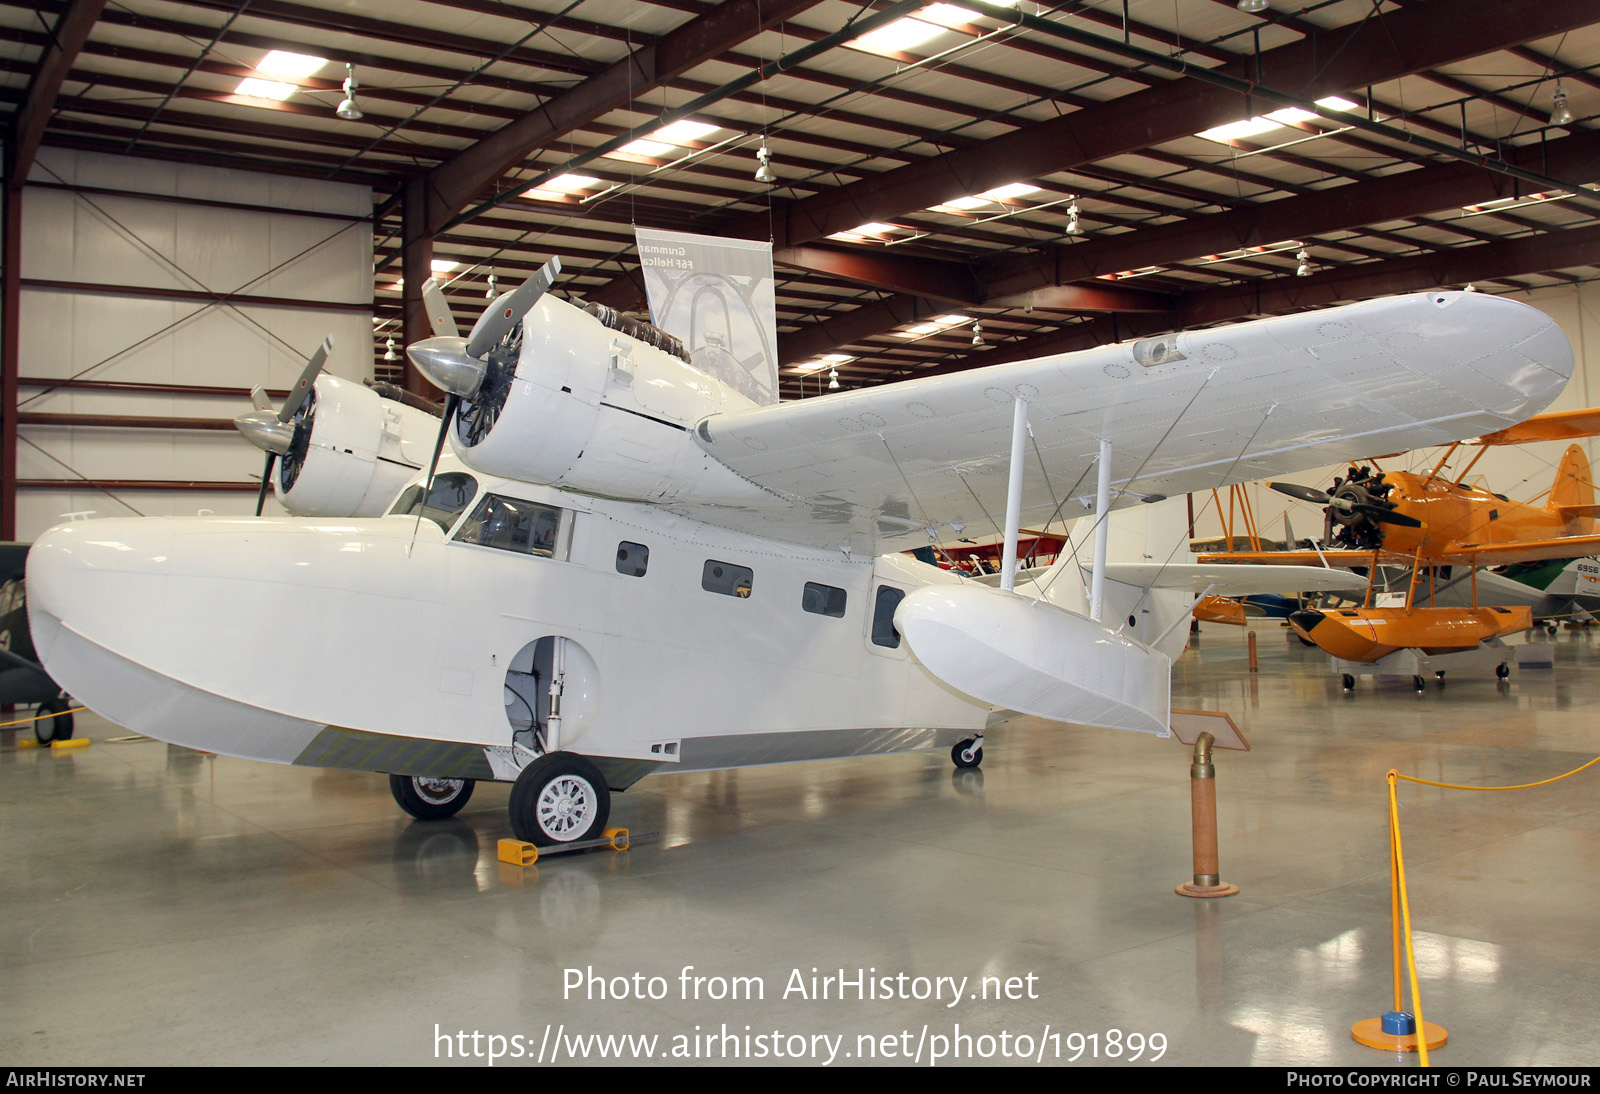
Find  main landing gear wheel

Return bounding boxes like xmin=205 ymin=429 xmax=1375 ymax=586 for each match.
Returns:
xmin=509 ymin=752 xmax=610 ymax=847
xmin=951 ymin=738 xmax=983 ymax=769
xmin=1342 ymin=674 xmax=1355 ymax=692
xmin=390 ymin=774 xmax=475 ymax=820
xmin=34 ymin=697 xmax=74 ymax=745
xmin=1497 ymin=663 xmax=1511 ymax=680
xmin=1413 ymin=675 xmax=1426 ymax=693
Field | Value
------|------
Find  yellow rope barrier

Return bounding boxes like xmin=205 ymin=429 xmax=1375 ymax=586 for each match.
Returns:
xmin=1374 ymin=752 xmax=1600 ymax=1062
xmin=1395 ymin=754 xmax=1600 ymax=792
xmin=0 ymin=706 xmax=87 ymax=729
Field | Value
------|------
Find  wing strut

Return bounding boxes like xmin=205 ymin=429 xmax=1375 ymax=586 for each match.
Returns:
xmin=1000 ymin=397 xmax=1029 ymax=591
xmin=1090 ymin=437 xmax=1113 ymax=622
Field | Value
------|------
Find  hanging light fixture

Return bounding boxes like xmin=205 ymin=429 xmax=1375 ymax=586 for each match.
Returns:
xmin=1236 ymin=0 xmax=1270 ymax=12
xmin=755 ymin=139 xmax=776 ymax=184
xmin=383 ymin=336 xmax=397 ymax=361
xmin=1065 ymin=201 xmax=1081 ymax=236
xmin=485 ymin=269 xmax=498 ymax=299
xmin=1550 ymin=82 xmax=1574 ymax=127
xmin=971 ymin=322 xmax=985 ymax=348
xmin=828 ymin=367 xmax=840 ymax=390
xmin=337 ymin=63 xmax=363 ymax=121
xmin=1295 ymin=248 xmax=1313 ymax=277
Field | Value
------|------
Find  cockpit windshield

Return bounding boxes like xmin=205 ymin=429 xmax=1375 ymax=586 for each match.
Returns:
xmin=389 ymin=472 xmax=479 ymax=531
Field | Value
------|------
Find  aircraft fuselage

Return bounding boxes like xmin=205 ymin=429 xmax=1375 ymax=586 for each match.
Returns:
xmin=24 ymin=466 xmax=994 ymax=788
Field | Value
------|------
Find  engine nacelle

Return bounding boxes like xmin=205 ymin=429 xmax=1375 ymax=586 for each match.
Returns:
xmin=447 ymin=295 xmax=771 ymax=506
xmin=276 ymin=376 xmax=437 ymax=517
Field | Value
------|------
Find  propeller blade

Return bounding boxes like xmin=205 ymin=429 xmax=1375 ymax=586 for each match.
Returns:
xmin=249 ymin=386 xmax=273 ymax=413
xmin=255 ymin=452 xmax=277 ymax=517
xmin=420 ymin=278 xmax=459 ymax=339
xmin=277 ymin=336 xmax=333 ymax=423
xmin=1268 ymin=481 xmax=1332 ymax=505
xmin=1357 ymin=505 xmax=1422 ymax=528
xmin=423 ymin=393 xmax=461 ymax=501
xmin=411 ymin=393 xmax=461 ymax=547
xmin=466 ymin=256 xmax=560 ymax=359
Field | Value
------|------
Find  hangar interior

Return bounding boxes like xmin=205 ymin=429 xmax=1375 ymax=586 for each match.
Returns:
xmin=3 ymin=0 xmax=1600 ymax=1067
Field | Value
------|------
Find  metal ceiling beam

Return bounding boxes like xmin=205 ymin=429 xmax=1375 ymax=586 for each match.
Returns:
xmin=982 ymin=128 xmax=1600 ymax=302
xmin=1176 ymin=226 xmax=1600 ymax=327
xmin=774 ymin=245 xmax=983 ymax=306
xmin=157 ymin=0 xmax=604 ymax=78
xmin=776 ymin=280 xmax=1176 ymax=365
xmin=586 ymin=0 xmax=1600 ymax=308
xmin=774 ymin=0 xmax=1600 ymax=246
xmin=8 ymin=0 xmax=106 ymax=188
xmin=417 ymin=0 xmax=822 ymax=237
xmin=921 ymin=224 xmax=1600 ymax=374
xmin=777 ymin=296 xmax=954 ymax=367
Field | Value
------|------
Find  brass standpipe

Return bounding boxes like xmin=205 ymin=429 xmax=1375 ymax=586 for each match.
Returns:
xmin=1177 ymin=731 xmax=1240 ymax=898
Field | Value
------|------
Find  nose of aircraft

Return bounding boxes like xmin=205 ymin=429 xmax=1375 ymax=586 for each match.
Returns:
xmin=25 ymin=518 xmax=175 ymax=668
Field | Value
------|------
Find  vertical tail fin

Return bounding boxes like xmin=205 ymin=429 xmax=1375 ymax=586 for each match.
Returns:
xmin=1547 ymin=443 xmax=1595 ymax=534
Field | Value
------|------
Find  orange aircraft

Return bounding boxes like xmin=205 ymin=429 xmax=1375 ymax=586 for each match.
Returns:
xmin=1200 ymin=407 xmax=1600 ymax=690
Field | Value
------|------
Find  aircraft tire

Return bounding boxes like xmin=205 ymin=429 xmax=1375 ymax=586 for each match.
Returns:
xmin=509 ymin=752 xmax=610 ymax=847
xmin=34 ymin=697 xmax=73 ymax=745
xmin=1497 ymin=663 xmax=1511 ymax=680
xmin=1342 ymin=674 xmax=1355 ymax=691
xmin=390 ymin=774 xmax=475 ymax=821
xmin=951 ymin=739 xmax=983 ymax=769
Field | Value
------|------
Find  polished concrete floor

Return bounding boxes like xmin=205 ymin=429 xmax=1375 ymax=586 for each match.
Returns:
xmin=4 ymin=625 xmax=1599 ymax=1067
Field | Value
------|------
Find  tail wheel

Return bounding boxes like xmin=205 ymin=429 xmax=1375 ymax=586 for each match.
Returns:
xmin=509 ymin=752 xmax=610 ymax=847
xmin=951 ymin=738 xmax=983 ymax=769
xmin=34 ymin=696 xmax=73 ymax=745
xmin=390 ymin=774 xmax=475 ymax=820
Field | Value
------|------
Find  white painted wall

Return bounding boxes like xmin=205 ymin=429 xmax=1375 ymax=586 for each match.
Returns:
xmin=14 ymin=148 xmax=372 ymax=539
xmin=1188 ymin=284 xmax=1600 ymax=546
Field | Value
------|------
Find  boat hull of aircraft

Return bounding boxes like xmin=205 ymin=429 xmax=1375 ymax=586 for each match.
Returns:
xmin=23 ymin=480 xmax=1003 ymax=788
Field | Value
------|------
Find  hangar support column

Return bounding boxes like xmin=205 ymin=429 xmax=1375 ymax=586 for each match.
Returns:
xmin=2 ymin=183 xmax=18 ymax=540
xmin=400 ymin=179 xmax=436 ymax=400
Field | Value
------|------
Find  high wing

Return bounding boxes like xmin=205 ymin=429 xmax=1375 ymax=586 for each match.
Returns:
xmin=681 ymin=292 xmax=1570 ymax=554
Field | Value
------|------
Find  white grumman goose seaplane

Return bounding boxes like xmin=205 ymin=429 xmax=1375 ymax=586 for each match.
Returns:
xmin=25 ymin=260 xmax=1573 ymax=845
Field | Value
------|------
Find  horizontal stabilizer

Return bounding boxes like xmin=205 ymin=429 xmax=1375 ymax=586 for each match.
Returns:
xmin=1101 ymin=562 xmax=1368 ymax=594
xmin=895 ymin=584 xmax=1170 ymax=736
xmin=1556 ymin=504 xmax=1600 ymax=519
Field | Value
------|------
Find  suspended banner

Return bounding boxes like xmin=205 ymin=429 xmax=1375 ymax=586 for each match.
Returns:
xmin=634 ymin=226 xmax=779 ymax=405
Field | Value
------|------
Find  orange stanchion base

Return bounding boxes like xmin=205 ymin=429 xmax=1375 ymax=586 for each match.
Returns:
xmin=1351 ymin=1017 xmax=1448 ymax=1052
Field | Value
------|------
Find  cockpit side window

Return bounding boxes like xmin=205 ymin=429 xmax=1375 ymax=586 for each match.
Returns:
xmin=453 ymin=495 xmax=565 ymax=558
xmin=390 ymin=472 xmax=479 ymax=532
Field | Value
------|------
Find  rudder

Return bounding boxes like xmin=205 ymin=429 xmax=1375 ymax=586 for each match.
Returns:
xmin=1548 ymin=443 xmax=1595 ymax=534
